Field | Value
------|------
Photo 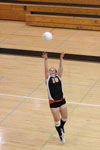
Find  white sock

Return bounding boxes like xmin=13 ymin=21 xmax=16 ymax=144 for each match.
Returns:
xmin=55 ymin=120 xmax=61 ymax=127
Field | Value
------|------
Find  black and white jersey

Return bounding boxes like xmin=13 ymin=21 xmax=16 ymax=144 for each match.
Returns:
xmin=46 ymin=75 xmax=64 ymax=101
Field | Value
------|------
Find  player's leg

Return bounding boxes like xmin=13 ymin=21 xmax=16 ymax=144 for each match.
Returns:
xmin=59 ymin=103 xmax=68 ymax=133
xmin=50 ymin=107 xmax=61 ymax=137
xmin=50 ymin=107 xmax=60 ymax=122
xmin=50 ymin=107 xmax=65 ymax=143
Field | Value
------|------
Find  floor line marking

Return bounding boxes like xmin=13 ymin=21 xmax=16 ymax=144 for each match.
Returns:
xmin=53 ymin=30 xmax=78 ymax=51
xmin=63 ymin=82 xmax=100 ymax=88
xmin=0 ymin=93 xmax=100 ymax=108
xmin=0 ymin=24 xmax=26 ymax=44
xmin=0 ymin=80 xmax=44 ymax=125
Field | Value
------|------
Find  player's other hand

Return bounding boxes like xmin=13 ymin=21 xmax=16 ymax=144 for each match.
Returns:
xmin=42 ymin=52 xmax=48 ymax=59
xmin=60 ymin=52 xmax=65 ymax=58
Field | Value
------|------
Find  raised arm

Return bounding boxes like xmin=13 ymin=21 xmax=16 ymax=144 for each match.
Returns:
xmin=58 ymin=53 xmax=64 ymax=77
xmin=42 ymin=52 xmax=49 ymax=80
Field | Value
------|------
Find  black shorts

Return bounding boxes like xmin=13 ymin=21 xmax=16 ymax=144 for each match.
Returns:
xmin=49 ymin=99 xmax=66 ymax=108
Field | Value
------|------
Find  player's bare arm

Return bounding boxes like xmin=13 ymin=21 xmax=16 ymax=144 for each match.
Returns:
xmin=42 ymin=52 xmax=49 ymax=80
xmin=58 ymin=52 xmax=65 ymax=77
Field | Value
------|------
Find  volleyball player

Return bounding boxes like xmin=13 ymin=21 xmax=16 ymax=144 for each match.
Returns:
xmin=42 ymin=52 xmax=68 ymax=143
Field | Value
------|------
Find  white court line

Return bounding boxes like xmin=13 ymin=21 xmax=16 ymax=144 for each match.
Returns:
xmin=0 ymin=80 xmax=44 ymax=125
xmin=0 ymin=93 xmax=100 ymax=108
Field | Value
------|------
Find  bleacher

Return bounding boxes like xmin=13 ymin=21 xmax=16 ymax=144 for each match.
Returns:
xmin=0 ymin=0 xmax=100 ymax=30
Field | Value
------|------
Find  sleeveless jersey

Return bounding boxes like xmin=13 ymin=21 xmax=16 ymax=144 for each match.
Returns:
xmin=46 ymin=75 xmax=64 ymax=101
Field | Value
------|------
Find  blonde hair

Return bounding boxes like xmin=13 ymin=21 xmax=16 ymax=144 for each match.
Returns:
xmin=49 ymin=68 xmax=57 ymax=73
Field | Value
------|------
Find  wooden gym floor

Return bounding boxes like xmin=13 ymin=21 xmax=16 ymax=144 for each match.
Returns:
xmin=0 ymin=20 xmax=100 ymax=150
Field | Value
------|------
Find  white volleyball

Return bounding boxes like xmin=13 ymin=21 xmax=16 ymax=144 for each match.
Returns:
xmin=42 ymin=32 xmax=53 ymax=41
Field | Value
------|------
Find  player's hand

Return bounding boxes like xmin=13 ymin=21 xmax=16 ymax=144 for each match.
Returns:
xmin=42 ymin=52 xmax=48 ymax=59
xmin=60 ymin=52 xmax=65 ymax=58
